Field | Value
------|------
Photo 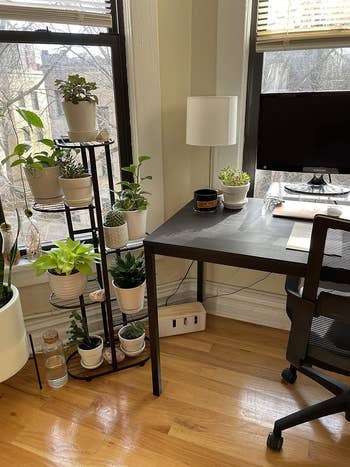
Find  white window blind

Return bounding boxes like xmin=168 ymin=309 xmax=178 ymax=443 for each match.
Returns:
xmin=0 ymin=0 xmax=112 ymax=28
xmin=257 ymin=0 xmax=350 ymax=52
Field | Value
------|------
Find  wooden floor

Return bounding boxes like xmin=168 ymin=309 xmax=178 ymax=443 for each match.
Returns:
xmin=1 ymin=316 xmax=349 ymax=467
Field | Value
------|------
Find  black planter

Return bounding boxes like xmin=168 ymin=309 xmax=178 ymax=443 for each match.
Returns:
xmin=193 ymin=189 xmax=218 ymax=212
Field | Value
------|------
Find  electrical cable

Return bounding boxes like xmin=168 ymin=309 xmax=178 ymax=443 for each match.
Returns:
xmin=204 ymin=272 xmax=272 ymax=301
xmin=164 ymin=261 xmax=194 ymax=306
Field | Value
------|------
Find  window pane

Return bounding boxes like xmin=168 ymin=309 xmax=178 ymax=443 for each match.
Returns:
xmin=0 ymin=42 xmax=120 ymax=245
xmin=0 ymin=20 xmax=106 ymax=34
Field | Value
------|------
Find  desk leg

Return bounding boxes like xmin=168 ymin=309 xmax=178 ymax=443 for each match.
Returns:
xmin=197 ymin=260 xmax=204 ymax=302
xmin=145 ymin=246 xmax=162 ymax=396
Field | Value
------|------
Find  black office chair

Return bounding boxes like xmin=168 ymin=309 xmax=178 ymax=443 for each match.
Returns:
xmin=267 ymin=214 xmax=350 ymax=451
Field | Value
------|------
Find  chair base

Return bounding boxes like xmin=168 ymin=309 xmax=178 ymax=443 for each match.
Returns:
xmin=267 ymin=365 xmax=350 ymax=451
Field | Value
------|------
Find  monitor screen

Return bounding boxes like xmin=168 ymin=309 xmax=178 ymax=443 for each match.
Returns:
xmin=257 ymin=92 xmax=350 ymax=174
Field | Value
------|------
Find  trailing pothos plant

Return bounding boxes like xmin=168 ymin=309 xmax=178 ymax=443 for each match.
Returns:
xmin=0 ymin=195 xmax=21 ymax=308
xmin=113 ymin=155 xmax=152 ymax=211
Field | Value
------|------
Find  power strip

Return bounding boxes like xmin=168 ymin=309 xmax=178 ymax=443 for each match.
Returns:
xmin=158 ymin=302 xmax=206 ymax=337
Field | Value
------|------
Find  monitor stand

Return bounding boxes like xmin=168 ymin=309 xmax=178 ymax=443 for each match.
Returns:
xmin=285 ymin=174 xmax=350 ymax=196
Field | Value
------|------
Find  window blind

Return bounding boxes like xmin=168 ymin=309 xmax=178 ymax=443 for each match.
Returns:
xmin=0 ymin=0 xmax=112 ymax=28
xmin=257 ymin=0 xmax=350 ymax=51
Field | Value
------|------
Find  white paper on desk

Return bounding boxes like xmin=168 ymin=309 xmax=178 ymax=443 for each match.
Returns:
xmin=287 ymin=222 xmax=342 ymax=256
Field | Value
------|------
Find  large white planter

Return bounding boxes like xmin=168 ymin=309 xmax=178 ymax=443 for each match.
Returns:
xmin=0 ymin=285 xmax=29 ymax=382
xmin=25 ymin=166 xmax=63 ymax=205
xmin=112 ymin=281 xmax=146 ymax=315
xmin=220 ymin=182 xmax=250 ymax=209
xmin=48 ymin=270 xmax=87 ymax=300
xmin=122 ymin=210 xmax=147 ymax=240
xmin=62 ymin=101 xmax=97 ymax=142
xmin=103 ymin=223 xmax=128 ymax=249
xmin=118 ymin=325 xmax=145 ymax=353
xmin=59 ymin=175 xmax=93 ymax=208
xmin=77 ymin=335 xmax=103 ymax=368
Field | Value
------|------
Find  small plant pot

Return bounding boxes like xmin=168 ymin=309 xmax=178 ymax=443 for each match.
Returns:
xmin=77 ymin=335 xmax=103 ymax=369
xmin=122 ymin=209 xmax=147 ymax=240
xmin=48 ymin=270 xmax=87 ymax=300
xmin=59 ymin=175 xmax=93 ymax=208
xmin=118 ymin=325 xmax=145 ymax=354
xmin=62 ymin=101 xmax=97 ymax=142
xmin=24 ymin=166 xmax=63 ymax=205
xmin=112 ymin=281 xmax=146 ymax=315
xmin=220 ymin=182 xmax=250 ymax=209
xmin=103 ymin=223 xmax=128 ymax=249
xmin=0 ymin=285 xmax=29 ymax=383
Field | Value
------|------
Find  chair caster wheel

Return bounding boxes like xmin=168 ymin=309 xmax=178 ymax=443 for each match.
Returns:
xmin=281 ymin=367 xmax=297 ymax=384
xmin=267 ymin=432 xmax=283 ymax=451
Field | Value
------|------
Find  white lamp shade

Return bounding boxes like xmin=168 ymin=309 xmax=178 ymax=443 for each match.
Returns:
xmin=186 ymin=96 xmax=237 ymax=146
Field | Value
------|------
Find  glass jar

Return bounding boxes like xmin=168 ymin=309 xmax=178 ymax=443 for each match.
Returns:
xmin=0 ymin=223 xmax=20 ymax=265
xmin=42 ymin=329 xmax=68 ymax=389
xmin=22 ymin=215 xmax=41 ymax=260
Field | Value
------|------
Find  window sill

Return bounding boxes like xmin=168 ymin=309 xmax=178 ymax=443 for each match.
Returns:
xmin=11 ymin=258 xmax=48 ymax=288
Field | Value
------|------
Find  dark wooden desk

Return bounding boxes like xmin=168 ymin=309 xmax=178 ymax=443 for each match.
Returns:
xmin=144 ymin=198 xmax=350 ymax=395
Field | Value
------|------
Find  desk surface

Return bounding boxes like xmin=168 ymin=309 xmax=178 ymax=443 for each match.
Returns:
xmin=145 ymin=198 xmax=350 ymax=280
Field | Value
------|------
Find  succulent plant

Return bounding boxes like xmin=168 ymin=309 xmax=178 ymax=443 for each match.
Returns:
xmin=109 ymin=251 xmax=145 ymax=289
xmin=218 ymin=167 xmax=250 ymax=186
xmin=58 ymin=151 xmax=87 ymax=179
xmin=104 ymin=210 xmax=125 ymax=227
xmin=120 ymin=322 xmax=145 ymax=340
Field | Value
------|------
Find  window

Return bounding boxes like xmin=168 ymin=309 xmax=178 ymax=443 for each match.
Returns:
xmin=0 ymin=1 xmax=132 ymax=246
xmin=244 ymin=1 xmax=350 ymax=198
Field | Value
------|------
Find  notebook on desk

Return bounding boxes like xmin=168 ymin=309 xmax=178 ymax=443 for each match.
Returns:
xmin=273 ymin=200 xmax=350 ymax=220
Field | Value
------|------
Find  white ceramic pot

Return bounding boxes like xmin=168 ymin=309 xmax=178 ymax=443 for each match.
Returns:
xmin=122 ymin=209 xmax=147 ymax=240
xmin=112 ymin=281 xmax=146 ymax=314
xmin=77 ymin=335 xmax=103 ymax=368
xmin=59 ymin=175 xmax=93 ymax=208
xmin=220 ymin=182 xmax=250 ymax=209
xmin=0 ymin=285 xmax=29 ymax=382
xmin=25 ymin=166 xmax=63 ymax=205
xmin=103 ymin=223 xmax=128 ymax=249
xmin=48 ymin=271 xmax=87 ymax=300
xmin=118 ymin=325 xmax=145 ymax=353
xmin=62 ymin=101 xmax=97 ymax=142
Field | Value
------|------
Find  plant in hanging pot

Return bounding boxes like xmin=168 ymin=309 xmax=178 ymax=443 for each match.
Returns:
xmin=218 ymin=167 xmax=250 ymax=210
xmin=58 ymin=151 xmax=93 ymax=208
xmin=0 ymin=203 xmax=29 ymax=382
xmin=118 ymin=321 xmax=145 ymax=357
xmin=109 ymin=251 xmax=146 ymax=315
xmin=113 ymin=155 xmax=152 ymax=240
xmin=32 ymin=237 xmax=100 ymax=300
xmin=67 ymin=309 xmax=104 ymax=369
xmin=103 ymin=209 xmax=128 ymax=250
xmin=55 ymin=74 xmax=98 ymax=142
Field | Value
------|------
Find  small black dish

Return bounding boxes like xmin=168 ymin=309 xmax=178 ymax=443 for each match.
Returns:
xmin=194 ymin=189 xmax=218 ymax=212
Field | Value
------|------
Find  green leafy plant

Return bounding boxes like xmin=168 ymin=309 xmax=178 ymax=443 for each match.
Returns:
xmin=104 ymin=210 xmax=125 ymax=227
xmin=218 ymin=167 xmax=250 ymax=186
xmin=32 ymin=237 xmax=100 ymax=276
xmin=113 ymin=155 xmax=152 ymax=211
xmin=120 ymin=322 xmax=145 ymax=340
xmin=58 ymin=151 xmax=88 ymax=179
xmin=67 ymin=310 xmax=101 ymax=350
xmin=55 ymin=75 xmax=98 ymax=104
xmin=109 ymin=251 xmax=145 ymax=289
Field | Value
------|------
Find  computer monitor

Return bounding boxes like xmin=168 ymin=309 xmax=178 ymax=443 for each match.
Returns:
xmin=257 ymin=92 xmax=350 ymax=195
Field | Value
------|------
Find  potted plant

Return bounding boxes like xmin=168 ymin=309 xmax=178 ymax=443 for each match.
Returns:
xmin=218 ymin=167 xmax=250 ymax=209
xmin=55 ymin=74 xmax=98 ymax=142
xmin=58 ymin=151 xmax=93 ymax=208
xmin=32 ymin=237 xmax=100 ymax=300
xmin=103 ymin=209 xmax=128 ymax=250
xmin=0 ymin=201 xmax=29 ymax=382
xmin=109 ymin=251 xmax=146 ymax=314
xmin=118 ymin=321 xmax=145 ymax=357
xmin=114 ymin=155 xmax=152 ymax=240
xmin=67 ymin=310 xmax=103 ymax=369
xmin=1 ymin=109 xmax=65 ymax=205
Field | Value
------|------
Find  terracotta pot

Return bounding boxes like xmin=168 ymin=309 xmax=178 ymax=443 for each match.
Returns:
xmin=24 ymin=166 xmax=63 ymax=205
xmin=103 ymin=223 xmax=128 ymax=249
xmin=59 ymin=175 xmax=93 ymax=208
xmin=0 ymin=285 xmax=29 ymax=382
xmin=77 ymin=336 xmax=103 ymax=368
xmin=118 ymin=325 xmax=145 ymax=353
xmin=48 ymin=270 xmax=87 ymax=300
xmin=62 ymin=101 xmax=97 ymax=142
xmin=112 ymin=280 xmax=146 ymax=314
xmin=122 ymin=210 xmax=147 ymax=240
xmin=220 ymin=182 xmax=250 ymax=209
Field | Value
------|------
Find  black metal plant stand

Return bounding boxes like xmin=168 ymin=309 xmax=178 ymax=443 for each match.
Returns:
xmin=34 ymin=139 xmax=149 ymax=381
